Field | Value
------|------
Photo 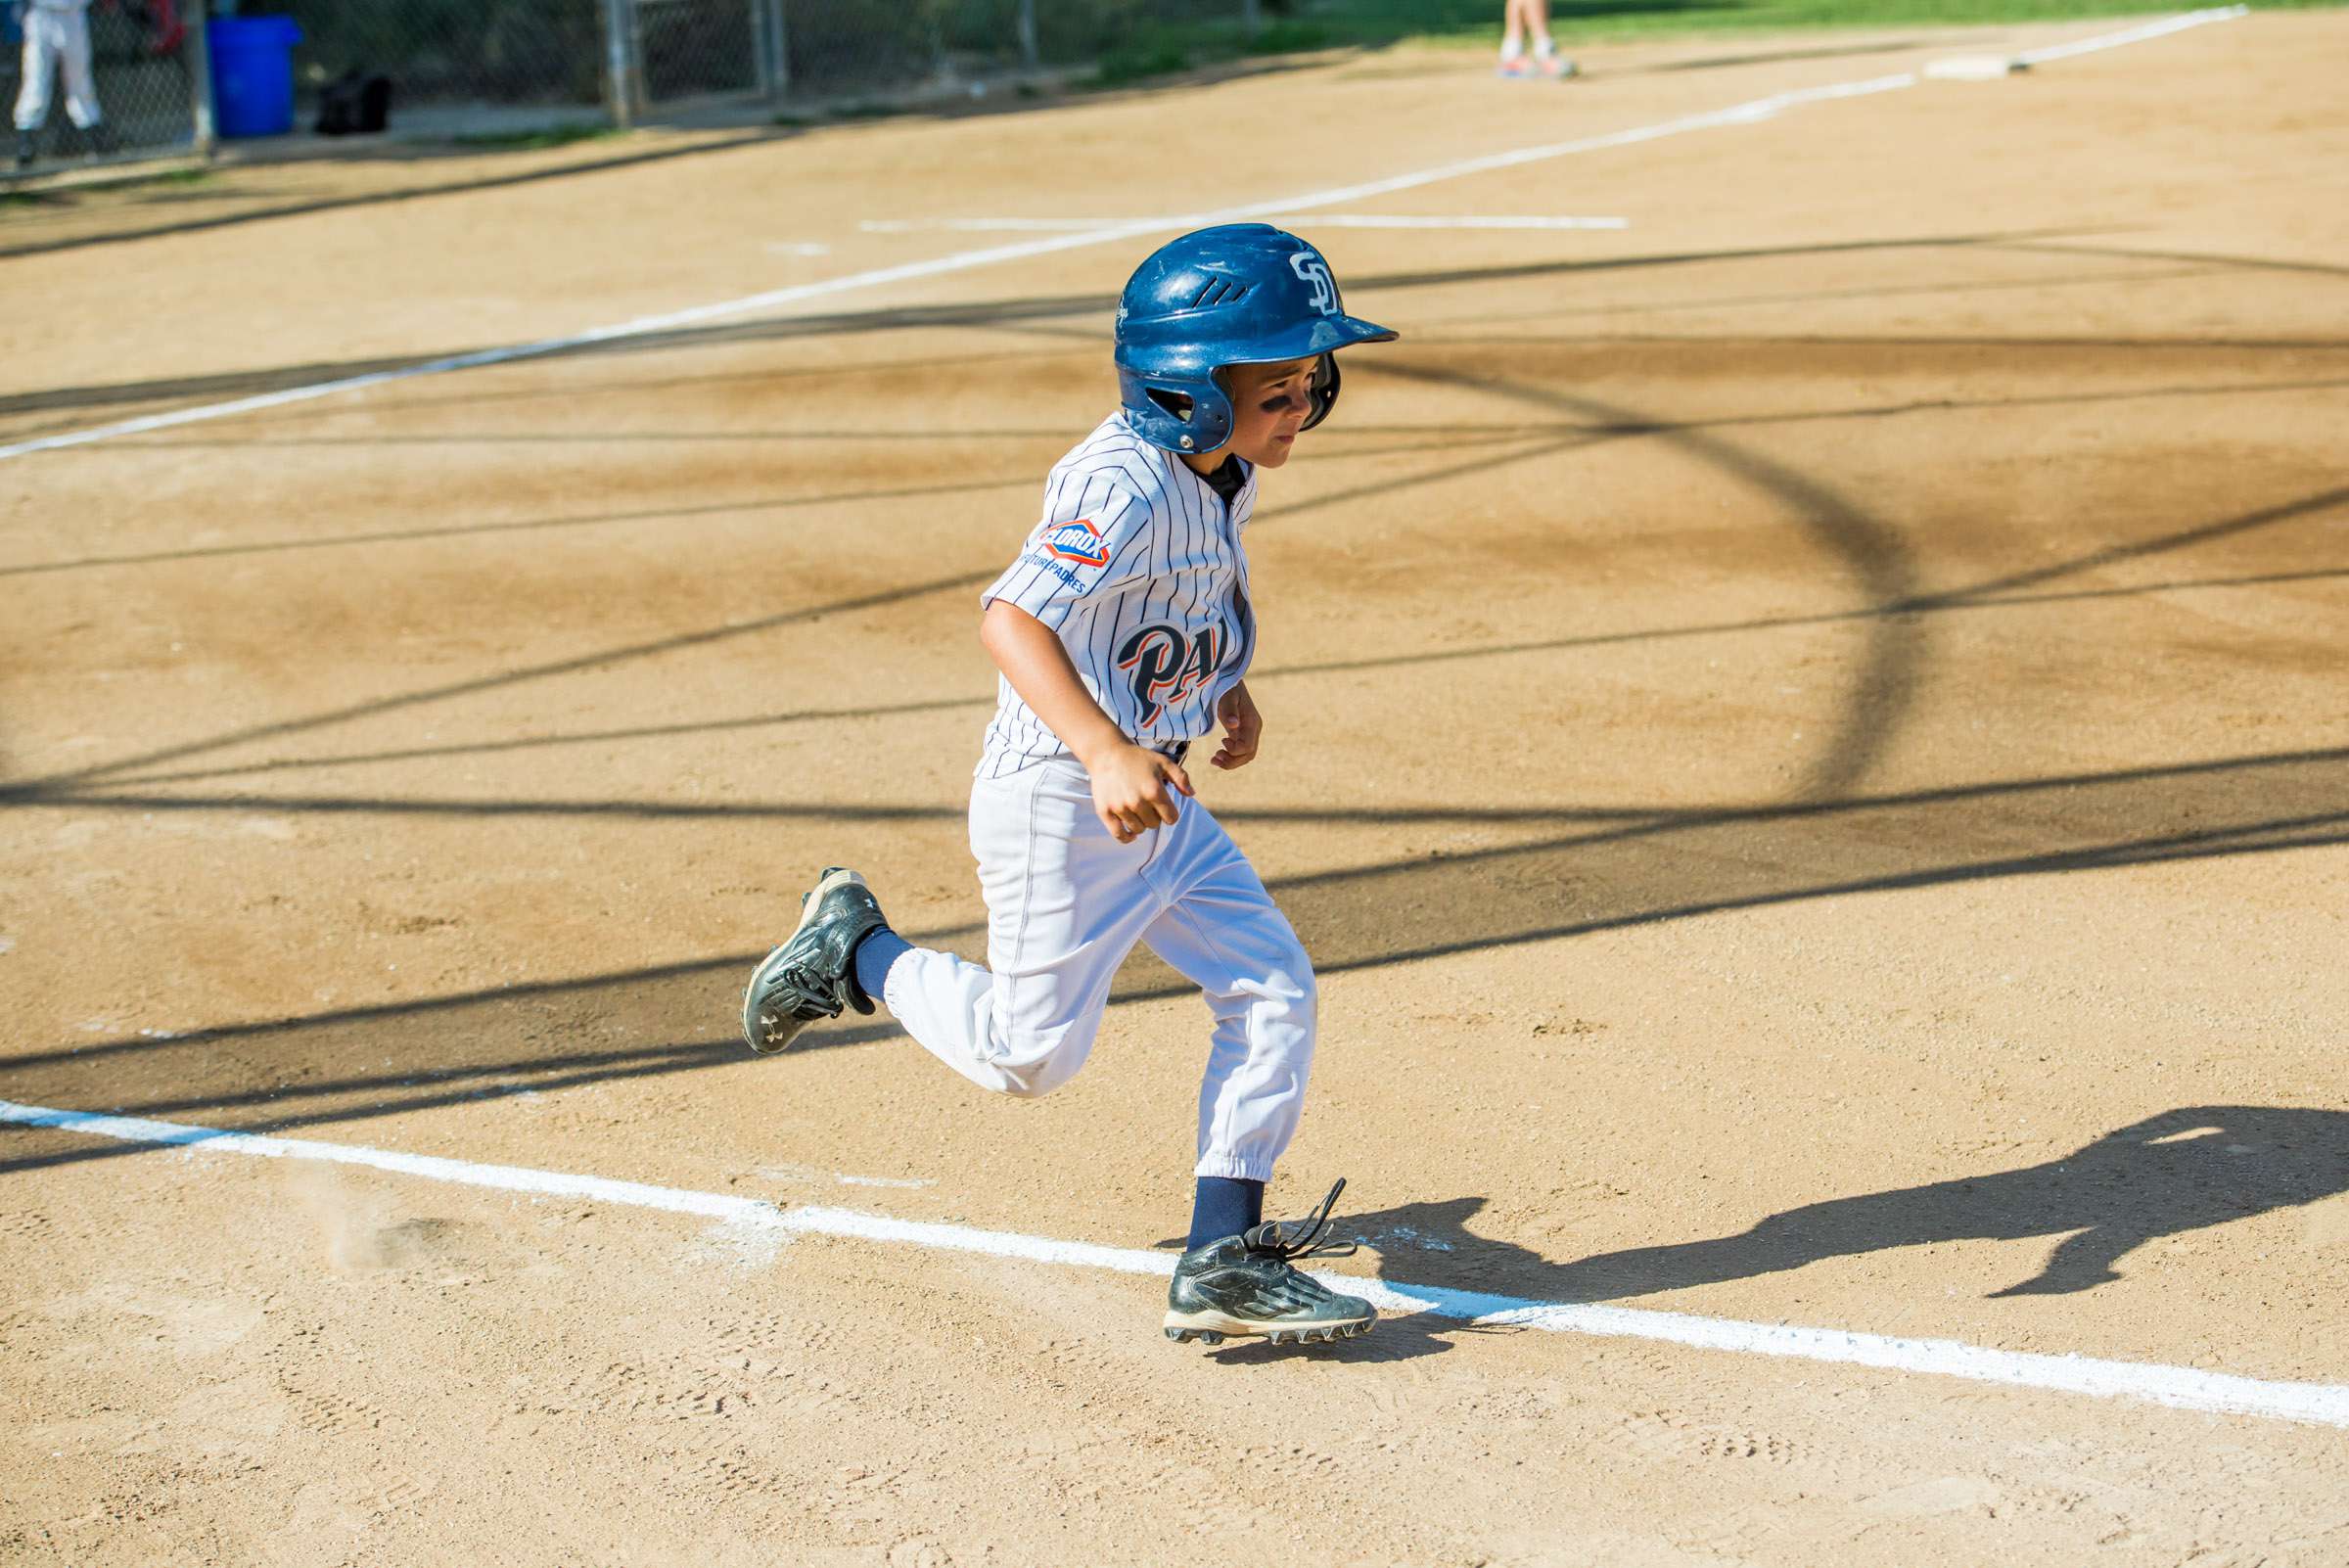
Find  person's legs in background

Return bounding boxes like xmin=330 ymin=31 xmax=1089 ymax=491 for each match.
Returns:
xmin=15 ymin=10 xmax=58 ymax=166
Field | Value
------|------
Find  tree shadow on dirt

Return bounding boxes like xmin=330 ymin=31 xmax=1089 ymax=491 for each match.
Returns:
xmin=7 ymin=356 xmax=2347 ymax=1172
xmin=8 ymin=308 xmax=2346 ymax=1281
xmin=1333 ymin=1105 xmax=2349 ymax=1309
xmin=21 ymin=353 xmax=2338 ymax=803
xmin=1990 ymin=239 xmax=2349 ymax=283
xmin=0 ymin=24 xmax=1566 ymax=263
xmin=0 ymin=421 xmax=1538 ymax=581
xmin=0 ymin=429 xmax=1577 ymax=797
xmin=0 ymin=229 xmax=2106 ymax=428
xmin=0 ymin=44 xmax=1321 ymax=263
xmin=8 ymin=740 xmax=2347 ymax=1181
xmin=0 ymin=994 xmax=917 ymax=1179
xmin=0 ymin=131 xmax=785 ymax=262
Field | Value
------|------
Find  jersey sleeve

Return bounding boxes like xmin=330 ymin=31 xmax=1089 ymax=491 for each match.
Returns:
xmin=979 ymin=473 xmax=1154 ymax=631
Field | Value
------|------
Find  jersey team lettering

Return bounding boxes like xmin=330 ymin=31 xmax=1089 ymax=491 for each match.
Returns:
xmin=977 ymin=414 xmax=1259 ymax=776
xmin=1118 ymin=623 xmax=1229 ymax=727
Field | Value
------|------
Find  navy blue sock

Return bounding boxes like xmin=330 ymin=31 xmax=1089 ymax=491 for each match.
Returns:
xmin=1186 ymin=1176 xmax=1265 ymax=1252
xmin=850 ymin=928 xmax=912 ymax=1009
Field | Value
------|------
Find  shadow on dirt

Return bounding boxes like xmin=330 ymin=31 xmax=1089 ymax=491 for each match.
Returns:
xmin=0 ymin=130 xmax=781 ymax=262
xmin=0 ymin=427 xmax=1577 ymax=796
xmin=13 ymin=393 xmax=2339 ymax=800
xmin=1193 ymin=1307 xmax=1511 ymax=1365
xmin=7 ymin=274 xmax=2346 ymax=1298
xmin=1128 ymin=1102 xmax=2349 ymax=1363
xmin=0 ymin=420 xmax=1543 ymax=580
xmin=0 ymin=48 xmax=1338 ymax=263
xmin=1990 ymin=239 xmax=2349 ymax=283
xmin=7 ymin=344 xmax=2348 ymax=1173
xmin=0 ymin=31 xmax=1443 ymax=265
xmin=8 ymin=740 xmax=2347 ymax=1178
xmin=0 ymin=229 xmax=2107 ymax=429
xmin=1337 ymin=1106 xmax=2349 ymax=1307
xmin=0 ymin=989 xmax=913 ymax=1178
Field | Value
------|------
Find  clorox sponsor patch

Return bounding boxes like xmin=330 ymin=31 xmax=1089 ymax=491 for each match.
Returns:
xmin=1042 ymin=518 xmax=1111 ymax=568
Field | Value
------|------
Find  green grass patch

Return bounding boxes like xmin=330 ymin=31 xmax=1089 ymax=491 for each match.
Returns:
xmin=1248 ymin=18 xmax=1340 ymax=51
xmin=1260 ymin=0 xmax=2330 ymax=47
xmin=1081 ymin=12 xmax=1348 ymax=88
xmin=445 ymin=121 xmax=620 ymax=153
xmin=1087 ymin=35 xmax=1198 ymax=86
xmin=772 ymin=0 xmax=2315 ymax=123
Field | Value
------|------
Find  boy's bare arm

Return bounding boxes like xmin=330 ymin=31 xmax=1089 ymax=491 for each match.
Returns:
xmin=980 ymin=601 xmax=1192 ymax=843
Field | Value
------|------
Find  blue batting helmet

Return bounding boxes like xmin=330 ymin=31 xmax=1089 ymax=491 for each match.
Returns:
xmin=1114 ymin=223 xmax=1397 ymax=453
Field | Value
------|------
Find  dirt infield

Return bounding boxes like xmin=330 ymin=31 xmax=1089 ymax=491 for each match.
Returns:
xmin=4 ymin=12 xmax=2346 ymax=1565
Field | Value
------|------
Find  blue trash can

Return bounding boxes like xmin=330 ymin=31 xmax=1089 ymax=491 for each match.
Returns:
xmin=207 ymin=16 xmax=305 ymax=139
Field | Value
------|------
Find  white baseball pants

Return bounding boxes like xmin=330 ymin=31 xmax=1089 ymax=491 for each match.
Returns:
xmin=881 ymin=758 xmax=1316 ymax=1182
xmin=15 ymin=6 xmax=101 ymax=132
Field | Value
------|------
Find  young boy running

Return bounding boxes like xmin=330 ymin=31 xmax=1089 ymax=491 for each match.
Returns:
xmin=741 ymin=223 xmax=1396 ymax=1346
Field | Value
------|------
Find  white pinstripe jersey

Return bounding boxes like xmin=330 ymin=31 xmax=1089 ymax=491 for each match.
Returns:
xmin=977 ymin=413 xmax=1259 ymax=779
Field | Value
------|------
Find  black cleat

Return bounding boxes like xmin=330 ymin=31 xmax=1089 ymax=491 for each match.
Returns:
xmin=1164 ymin=1179 xmax=1375 ymax=1345
xmin=740 ymin=867 xmax=890 ymax=1054
xmin=13 ymin=130 xmax=34 ymax=170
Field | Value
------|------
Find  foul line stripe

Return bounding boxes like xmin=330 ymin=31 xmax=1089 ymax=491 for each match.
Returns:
xmin=2014 ymin=4 xmax=2247 ymax=66
xmin=6 ymin=1097 xmax=2343 ymax=1428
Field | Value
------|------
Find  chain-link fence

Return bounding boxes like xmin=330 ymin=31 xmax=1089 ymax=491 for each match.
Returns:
xmin=5 ymin=1 xmax=205 ymax=170
xmin=3 ymin=0 xmax=1262 ymax=177
xmin=791 ymin=0 xmax=1260 ymax=95
xmin=234 ymin=0 xmax=605 ymax=120
xmin=243 ymin=0 xmax=1267 ymax=124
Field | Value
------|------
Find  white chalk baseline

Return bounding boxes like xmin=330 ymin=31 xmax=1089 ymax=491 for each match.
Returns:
xmin=5 ymin=1097 xmax=2343 ymax=1429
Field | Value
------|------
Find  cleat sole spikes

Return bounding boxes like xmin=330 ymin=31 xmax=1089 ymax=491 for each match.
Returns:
xmin=739 ymin=868 xmax=882 ymax=1053
xmin=1164 ymin=1316 xmax=1371 ymax=1345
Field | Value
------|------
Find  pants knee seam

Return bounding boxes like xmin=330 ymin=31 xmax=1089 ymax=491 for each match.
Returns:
xmin=986 ymin=775 xmax=1046 ymax=1065
xmin=1167 ymin=896 xmax=1311 ymax=1167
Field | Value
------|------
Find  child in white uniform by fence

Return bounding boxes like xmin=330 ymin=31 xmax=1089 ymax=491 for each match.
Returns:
xmin=14 ymin=0 xmax=110 ymax=167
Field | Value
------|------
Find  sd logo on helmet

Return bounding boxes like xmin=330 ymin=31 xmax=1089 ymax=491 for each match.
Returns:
xmin=1113 ymin=224 xmax=1397 ymax=452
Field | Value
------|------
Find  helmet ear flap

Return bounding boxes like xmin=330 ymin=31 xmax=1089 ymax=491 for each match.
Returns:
xmin=1118 ymin=365 xmax=1234 ymax=452
xmin=1299 ymin=353 xmax=1341 ymax=432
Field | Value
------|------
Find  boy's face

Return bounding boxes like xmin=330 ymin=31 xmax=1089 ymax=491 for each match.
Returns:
xmin=1211 ymin=356 xmax=1321 ymax=470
